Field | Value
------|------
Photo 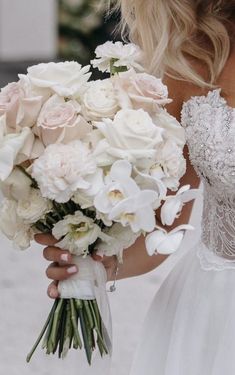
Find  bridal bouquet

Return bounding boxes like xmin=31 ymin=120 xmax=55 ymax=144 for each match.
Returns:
xmin=0 ymin=41 xmax=196 ymax=364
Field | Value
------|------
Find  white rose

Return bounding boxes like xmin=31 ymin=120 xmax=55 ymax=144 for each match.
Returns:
xmin=27 ymin=61 xmax=91 ymax=97
xmin=153 ymin=109 xmax=186 ymax=147
xmin=0 ymin=199 xmax=32 ymax=249
xmin=32 ymin=140 xmax=97 ymax=203
xmin=0 ymin=78 xmax=43 ymax=132
xmin=36 ymin=94 xmax=91 ymax=146
xmin=91 ymin=41 xmax=144 ymax=73
xmin=0 ymin=121 xmax=35 ymax=181
xmin=0 ymin=167 xmax=32 ymax=200
xmin=151 ymin=140 xmax=186 ymax=190
xmin=52 ymin=211 xmax=106 ymax=256
xmin=17 ymin=189 xmax=52 ymax=224
xmin=82 ymin=79 xmax=119 ymax=121
xmin=114 ymin=69 xmax=172 ymax=113
xmin=94 ymin=109 xmax=164 ymax=167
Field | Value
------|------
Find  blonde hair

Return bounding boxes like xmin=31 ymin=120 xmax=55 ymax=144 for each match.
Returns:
xmin=113 ymin=0 xmax=235 ymax=87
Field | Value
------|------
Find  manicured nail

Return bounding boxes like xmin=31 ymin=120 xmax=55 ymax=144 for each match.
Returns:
xmin=61 ymin=253 xmax=69 ymax=262
xmin=67 ymin=266 xmax=77 ymax=274
xmin=49 ymin=289 xmax=58 ymax=298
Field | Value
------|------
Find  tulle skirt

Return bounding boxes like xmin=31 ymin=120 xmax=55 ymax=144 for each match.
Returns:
xmin=130 ymin=242 xmax=235 ymax=375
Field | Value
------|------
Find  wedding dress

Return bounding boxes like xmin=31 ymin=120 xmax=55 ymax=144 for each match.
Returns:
xmin=130 ymin=89 xmax=235 ymax=375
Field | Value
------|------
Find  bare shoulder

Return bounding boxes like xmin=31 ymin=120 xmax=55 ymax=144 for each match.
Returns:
xmin=163 ymin=70 xmax=206 ymax=121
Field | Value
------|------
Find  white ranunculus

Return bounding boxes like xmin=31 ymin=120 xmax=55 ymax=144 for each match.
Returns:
xmin=52 ymin=211 xmax=106 ymax=256
xmin=36 ymin=94 xmax=91 ymax=146
xmin=0 ymin=199 xmax=32 ymax=249
xmin=91 ymin=41 xmax=144 ymax=73
xmin=0 ymin=167 xmax=32 ymax=200
xmin=27 ymin=61 xmax=91 ymax=97
xmin=97 ymin=223 xmax=139 ymax=260
xmin=0 ymin=118 xmax=35 ymax=181
xmin=94 ymin=109 xmax=164 ymax=167
xmin=17 ymin=189 xmax=52 ymax=224
xmin=151 ymin=139 xmax=186 ymax=190
xmin=82 ymin=79 xmax=119 ymax=121
xmin=31 ymin=140 xmax=97 ymax=203
xmin=153 ymin=109 xmax=186 ymax=147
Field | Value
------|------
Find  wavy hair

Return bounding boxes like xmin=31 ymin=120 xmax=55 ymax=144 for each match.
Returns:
xmin=112 ymin=0 xmax=235 ymax=87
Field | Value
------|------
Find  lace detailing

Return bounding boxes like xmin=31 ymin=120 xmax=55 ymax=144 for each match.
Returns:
xmin=182 ymin=89 xmax=235 ymax=271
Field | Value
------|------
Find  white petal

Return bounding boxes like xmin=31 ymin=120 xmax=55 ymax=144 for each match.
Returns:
xmin=160 ymin=197 xmax=182 ymax=226
xmin=145 ymin=224 xmax=194 ymax=256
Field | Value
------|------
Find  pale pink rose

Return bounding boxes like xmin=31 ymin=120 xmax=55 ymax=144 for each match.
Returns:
xmin=0 ymin=79 xmax=43 ymax=133
xmin=114 ymin=69 xmax=172 ymax=113
xmin=36 ymin=94 xmax=92 ymax=146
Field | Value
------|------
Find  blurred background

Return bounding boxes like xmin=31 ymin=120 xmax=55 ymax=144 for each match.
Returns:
xmin=0 ymin=0 xmax=120 ymax=86
xmin=0 ymin=1 xmax=203 ymax=374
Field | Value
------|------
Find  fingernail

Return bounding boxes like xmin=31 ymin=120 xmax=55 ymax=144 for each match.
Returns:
xmin=49 ymin=289 xmax=58 ymax=298
xmin=67 ymin=266 xmax=77 ymax=274
xmin=61 ymin=253 xmax=69 ymax=262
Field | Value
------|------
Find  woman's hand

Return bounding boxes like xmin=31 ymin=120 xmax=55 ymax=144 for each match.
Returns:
xmin=35 ymin=233 xmax=118 ymax=299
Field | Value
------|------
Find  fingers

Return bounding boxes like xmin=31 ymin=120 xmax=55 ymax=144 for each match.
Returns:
xmin=34 ymin=233 xmax=58 ymax=246
xmin=47 ymin=281 xmax=59 ymax=299
xmin=43 ymin=246 xmax=73 ymax=264
xmin=46 ymin=262 xmax=78 ymax=281
xmin=91 ymin=253 xmax=103 ymax=262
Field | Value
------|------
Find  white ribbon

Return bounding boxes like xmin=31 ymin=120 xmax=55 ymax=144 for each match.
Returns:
xmin=58 ymin=255 xmax=112 ymax=355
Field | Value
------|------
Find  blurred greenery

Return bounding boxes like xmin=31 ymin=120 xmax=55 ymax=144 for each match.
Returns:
xmin=58 ymin=0 xmax=120 ymax=65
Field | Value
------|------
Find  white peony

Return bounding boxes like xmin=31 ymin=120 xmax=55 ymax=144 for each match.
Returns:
xmin=0 ymin=199 xmax=32 ymax=249
xmin=31 ymin=140 xmax=97 ymax=203
xmin=0 ymin=167 xmax=32 ymax=200
xmin=94 ymin=109 xmax=164 ymax=168
xmin=27 ymin=61 xmax=91 ymax=98
xmin=82 ymin=79 xmax=119 ymax=121
xmin=17 ymin=189 xmax=52 ymax=224
xmin=91 ymin=41 xmax=144 ymax=73
xmin=52 ymin=211 xmax=107 ymax=256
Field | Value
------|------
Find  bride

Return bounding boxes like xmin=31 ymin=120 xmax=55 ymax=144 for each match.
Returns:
xmin=35 ymin=1 xmax=235 ymax=373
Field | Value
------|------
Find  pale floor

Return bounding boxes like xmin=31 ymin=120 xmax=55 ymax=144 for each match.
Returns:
xmin=0 ymin=189 xmax=202 ymax=375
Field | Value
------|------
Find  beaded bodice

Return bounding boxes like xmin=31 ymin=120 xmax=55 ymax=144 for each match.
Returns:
xmin=181 ymin=89 xmax=235 ymax=270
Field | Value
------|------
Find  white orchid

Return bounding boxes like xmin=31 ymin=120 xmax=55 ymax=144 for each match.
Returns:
xmin=94 ymin=160 xmax=139 ymax=214
xmin=145 ymin=224 xmax=194 ymax=256
xmin=94 ymin=160 xmax=159 ymax=232
xmin=161 ymin=185 xmax=199 ymax=226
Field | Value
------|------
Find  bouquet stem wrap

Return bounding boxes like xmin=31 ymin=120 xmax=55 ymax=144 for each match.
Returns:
xmin=27 ymin=256 xmax=112 ymax=364
xmin=58 ymin=256 xmax=112 ymax=352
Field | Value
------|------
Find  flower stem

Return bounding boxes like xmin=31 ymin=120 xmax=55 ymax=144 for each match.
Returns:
xmin=26 ymin=299 xmax=59 ymax=363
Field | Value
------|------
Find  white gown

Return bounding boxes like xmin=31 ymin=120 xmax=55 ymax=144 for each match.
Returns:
xmin=130 ymin=90 xmax=235 ymax=375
